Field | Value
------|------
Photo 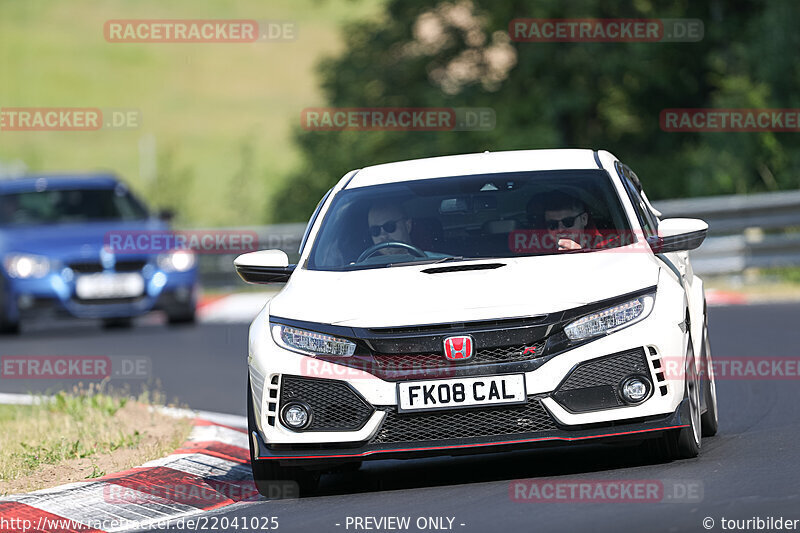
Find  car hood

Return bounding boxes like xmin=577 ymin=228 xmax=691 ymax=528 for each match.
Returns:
xmin=0 ymin=219 xmax=167 ymax=260
xmin=269 ymin=251 xmax=661 ymax=328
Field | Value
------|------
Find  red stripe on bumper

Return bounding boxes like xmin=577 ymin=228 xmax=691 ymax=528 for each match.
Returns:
xmin=259 ymin=424 xmax=690 ymax=460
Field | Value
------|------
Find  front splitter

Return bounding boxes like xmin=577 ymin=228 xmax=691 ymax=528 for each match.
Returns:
xmin=253 ymin=400 xmax=690 ymax=466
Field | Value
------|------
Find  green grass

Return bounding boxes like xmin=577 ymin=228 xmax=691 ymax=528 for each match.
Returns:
xmin=0 ymin=386 xmax=190 ymax=492
xmin=0 ymin=0 xmax=385 ymax=225
xmin=0 ymin=391 xmax=133 ymax=479
xmin=759 ymin=266 xmax=800 ymax=284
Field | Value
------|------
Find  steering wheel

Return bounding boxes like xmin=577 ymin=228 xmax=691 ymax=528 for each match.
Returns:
xmin=357 ymin=241 xmax=426 ymax=263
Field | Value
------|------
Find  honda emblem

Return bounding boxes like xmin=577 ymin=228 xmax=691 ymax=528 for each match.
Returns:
xmin=443 ymin=335 xmax=474 ymax=361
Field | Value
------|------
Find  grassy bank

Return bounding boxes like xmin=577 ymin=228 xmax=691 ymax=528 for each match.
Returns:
xmin=0 ymin=0 xmax=384 ymax=226
xmin=0 ymin=387 xmax=192 ymax=495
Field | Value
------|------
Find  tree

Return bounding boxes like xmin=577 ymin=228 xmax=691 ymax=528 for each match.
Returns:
xmin=269 ymin=0 xmax=800 ymax=222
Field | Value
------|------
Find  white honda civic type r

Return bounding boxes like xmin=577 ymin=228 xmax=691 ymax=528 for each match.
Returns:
xmin=235 ymin=149 xmax=718 ymax=496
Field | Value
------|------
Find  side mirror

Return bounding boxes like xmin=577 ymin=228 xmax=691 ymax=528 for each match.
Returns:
xmin=647 ymin=218 xmax=708 ymax=254
xmin=234 ymin=250 xmax=296 ymax=284
xmin=157 ymin=208 xmax=176 ymax=222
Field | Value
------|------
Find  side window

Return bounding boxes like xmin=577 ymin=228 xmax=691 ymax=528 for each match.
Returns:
xmin=616 ymin=163 xmax=657 ymax=238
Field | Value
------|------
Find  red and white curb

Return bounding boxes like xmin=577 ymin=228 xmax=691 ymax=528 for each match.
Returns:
xmin=705 ymin=288 xmax=748 ymax=306
xmin=197 ymin=291 xmax=278 ymax=324
xmin=0 ymin=411 xmax=256 ymax=532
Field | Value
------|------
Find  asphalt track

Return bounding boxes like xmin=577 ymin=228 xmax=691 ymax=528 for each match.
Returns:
xmin=2 ymin=302 xmax=800 ymax=532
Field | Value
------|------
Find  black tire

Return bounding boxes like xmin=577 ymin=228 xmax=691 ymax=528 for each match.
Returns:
xmin=167 ymin=308 xmax=196 ymax=325
xmin=247 ymin=379 xmax=320 ymax=497
xmin=0 ymin=279 xmax=20 ymax=335
xmin=700 ymin=317 xmax=719 ymax=437
xmin=102 ymin=317 xmax=133 ymax=329
xmin=0 ymin=320 xmax=20 ymax=335
xmin=0 ymin=315 xmax=20 ymax=335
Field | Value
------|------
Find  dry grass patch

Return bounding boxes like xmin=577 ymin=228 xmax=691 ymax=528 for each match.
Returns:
xmin=0 ymin=387 xmax=192 ymax=495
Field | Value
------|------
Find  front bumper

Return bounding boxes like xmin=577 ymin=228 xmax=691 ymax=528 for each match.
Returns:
xmin=5 ymin=268 xmax=197 ymax=320
xmin=248 ymin=276 xmax=691 ymax=461
xmin=252 ymin=399 xmax=691 ymax=466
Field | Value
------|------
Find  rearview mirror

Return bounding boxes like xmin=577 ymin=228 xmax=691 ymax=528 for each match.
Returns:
xmin=647 ymin=218 xmax=708 ymax=254
xmin=234 ymin=250 xmax=295 ymax=284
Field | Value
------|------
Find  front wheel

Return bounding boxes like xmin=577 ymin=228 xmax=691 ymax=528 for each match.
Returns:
xmin=166 ymin=307 xmax=196 ymax=325
xmin=0 ymin=314 xmax=20 ymax=335
xmin=0 ymin=280 xmax=20 ymax=335
xmin=247 ymin=379 xmax=320 ymax=497
xmin=700 ymin=320 xmax=719 ymax=437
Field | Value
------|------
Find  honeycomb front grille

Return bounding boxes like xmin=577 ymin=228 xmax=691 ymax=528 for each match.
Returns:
xmin=372 ymin=398 xmax=556 ymax=444
xmin=558 ymin=349 xmax=649 ymax=390
xmin=553 ymin=348 xmax=651 ymax=412
xmin=279 ymin=376 xmax=374 ymax=431
xmin=373 ymin=342 xmax=545 ymax=371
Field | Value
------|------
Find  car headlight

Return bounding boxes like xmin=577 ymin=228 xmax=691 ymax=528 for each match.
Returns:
xmin=270 ymin=324 xmax=356 ymax=357
xmin=564 ymin=294 xmax=655 ymax=341
xmin=157 ymin=250 xmax=196 ymax=272
xmin=4 ymin=253 xmax=51 ymax=279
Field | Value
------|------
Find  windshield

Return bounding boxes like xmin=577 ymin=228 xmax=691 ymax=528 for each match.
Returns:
xmin=307 ymin=170 xmax=633 ymax=271
xmin=0 ymin=186 xmax=150 ymax=226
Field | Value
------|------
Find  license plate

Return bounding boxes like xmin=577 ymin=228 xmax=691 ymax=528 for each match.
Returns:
xmin=75 ymin=273 xmax=145 ymax=300
xmin=397 ymin=374 xmax=526 ymax=413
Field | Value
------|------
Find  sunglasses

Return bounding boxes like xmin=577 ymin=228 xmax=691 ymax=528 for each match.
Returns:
xmin=545 ymin=212 xmax=584 ymax=230
xmin=369 ymin=218 xmax=404 ymax=237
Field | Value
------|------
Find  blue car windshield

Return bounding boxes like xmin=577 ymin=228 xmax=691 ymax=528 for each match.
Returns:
xmin=307 ymin=170 xmax=634 ymax=271
xmin=0 ymin=187 xmax=150 ymax=226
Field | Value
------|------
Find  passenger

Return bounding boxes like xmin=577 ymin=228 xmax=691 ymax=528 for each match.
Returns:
xmin=528 ymin=192 xmax=617 ymax=251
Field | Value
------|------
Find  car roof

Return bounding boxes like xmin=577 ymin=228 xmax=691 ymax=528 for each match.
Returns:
xmin=346 ymin=149 xmax=603 ymax=189
xmin=0 ymin=173 xmax=122 ymax=194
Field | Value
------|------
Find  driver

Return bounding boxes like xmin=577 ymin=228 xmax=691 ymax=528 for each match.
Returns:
xmin=367 ymin=202 xmax=414 ymax=255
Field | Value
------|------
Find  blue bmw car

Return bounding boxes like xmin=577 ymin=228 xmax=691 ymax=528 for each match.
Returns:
xmin=0 ymin=173 xmax=198 ymax=333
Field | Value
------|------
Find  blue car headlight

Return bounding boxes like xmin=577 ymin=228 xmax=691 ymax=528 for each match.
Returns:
xmin=157 ymin=250 xmax=196 ymax=272
xmin=4 ymin=253 xmax=52 ymax=279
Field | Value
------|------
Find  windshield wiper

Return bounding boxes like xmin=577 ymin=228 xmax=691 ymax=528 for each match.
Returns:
xmin=385 ymin=256 xmax=466 ymax=268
